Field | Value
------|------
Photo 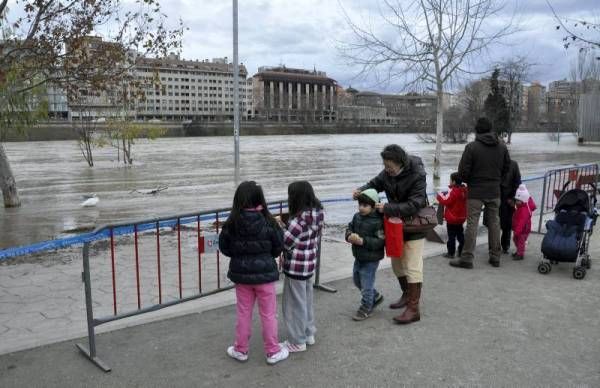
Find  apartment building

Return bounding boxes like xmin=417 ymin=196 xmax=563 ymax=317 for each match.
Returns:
xmin=134 ymin=54 xmax=252 ymax=122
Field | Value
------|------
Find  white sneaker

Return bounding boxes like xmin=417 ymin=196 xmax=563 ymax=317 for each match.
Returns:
xmin=266 ymin=346 xmax=289 ymax=365
xmin=306 ymin=335 xmax=315 ymax=346
xmin=281 ymin=340 xmax=307 ymax=353
xmin=226 ymin=346 xmax=248 ymax=362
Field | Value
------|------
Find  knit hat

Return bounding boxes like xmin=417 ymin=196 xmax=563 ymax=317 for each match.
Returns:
xmin=357 ymin=188 xmax=380 ymax=207
xmin=475 ymin=117 xmax=492 ymax=134
xmin=515 ymin=184 xmax=530 ymax=203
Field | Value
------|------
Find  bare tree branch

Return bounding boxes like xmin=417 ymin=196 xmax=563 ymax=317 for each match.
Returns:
xmin=338 ymin=0 xmax=517 ymax=179
xmin=547 ymin=0 xmax=600 ymax=50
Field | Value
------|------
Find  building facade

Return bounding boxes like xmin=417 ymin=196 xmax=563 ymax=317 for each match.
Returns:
xmin=336 ymin=88 xmax=437 ymax=129
xmin=133 ymin=55 xmax=252 ymax=122
xmin=252 ymin=66 xmax=337 ymax=122
xmin=546 ymin=80 xmax=578 ymax=116
xmin=526 ymin=81 xmax=547 ymax=127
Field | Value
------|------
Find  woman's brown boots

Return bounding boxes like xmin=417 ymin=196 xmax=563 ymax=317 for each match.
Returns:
xmin=389 ymin=276 xmax=408 ymax=309
xmin=393 ymin=283 xmax=422 ymax=324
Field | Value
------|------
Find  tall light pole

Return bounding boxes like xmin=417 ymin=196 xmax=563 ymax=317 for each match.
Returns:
xmin=233 ymin=0 xmax=240 ymax=185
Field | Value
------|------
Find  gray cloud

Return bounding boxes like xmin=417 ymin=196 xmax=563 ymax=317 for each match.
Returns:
xmin=158 ymin=0 xmax=599 ymax=92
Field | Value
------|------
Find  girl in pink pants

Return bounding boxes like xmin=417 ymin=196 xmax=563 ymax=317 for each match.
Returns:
xmin=512 ymin=184 xmax=537 ymax=260
xmin=218 ymin=181 xmax=289 ymax=365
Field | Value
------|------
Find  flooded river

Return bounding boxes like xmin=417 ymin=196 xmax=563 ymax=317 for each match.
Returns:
xmin=1 ymin=132 xmax=599 ymax=248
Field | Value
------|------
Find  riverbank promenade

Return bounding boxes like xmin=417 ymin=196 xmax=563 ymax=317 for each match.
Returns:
xmin=1 ymin=232 xmax=599 ymax=387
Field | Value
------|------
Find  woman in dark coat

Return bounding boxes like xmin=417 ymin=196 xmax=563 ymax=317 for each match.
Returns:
xmin=353 ymin=144 xmax=428 ymax=324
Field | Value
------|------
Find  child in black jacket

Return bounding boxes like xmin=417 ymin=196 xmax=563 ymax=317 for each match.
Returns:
xmin=219 ymin=181 xmax=288 ymax=365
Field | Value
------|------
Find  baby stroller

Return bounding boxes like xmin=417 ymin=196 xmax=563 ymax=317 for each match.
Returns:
xmin=539 ymin=184 xmax=598 ymax=280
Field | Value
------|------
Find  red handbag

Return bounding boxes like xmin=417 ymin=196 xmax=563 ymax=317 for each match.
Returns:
xmin=384 ymin=216 xmax=404 ymax=258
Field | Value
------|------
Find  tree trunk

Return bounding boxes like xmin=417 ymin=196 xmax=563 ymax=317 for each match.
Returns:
xmin=433 ymin=85 xmax=444 ymax=181
xmin=126 ymin=139 xmax=132 ymax=164
xmin=0 ymin=143 xmax=21 ymax=208
xmin=86 ymin=133 xmax=94 ymax=167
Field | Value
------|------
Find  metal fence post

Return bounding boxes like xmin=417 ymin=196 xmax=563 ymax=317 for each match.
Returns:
xmin=538 ymin=173 xmax=548 ymax=233
xmin=76 ymin=242 xmax=111 ymax=372
xmin=313 ymin=234 xmax=337 ymax=293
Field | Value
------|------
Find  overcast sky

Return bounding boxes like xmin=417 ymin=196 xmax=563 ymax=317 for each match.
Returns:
xmin=5 ymin=0 xmax=597 ymax=92
xmin=157 ymin=0 xmax=597 ymax=93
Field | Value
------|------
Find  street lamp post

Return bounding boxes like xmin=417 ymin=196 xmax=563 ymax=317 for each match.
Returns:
xmin=558 ymin=110 xmax=566 ymax=145
xmin=233 ymin=0 xmax=240 ymax=185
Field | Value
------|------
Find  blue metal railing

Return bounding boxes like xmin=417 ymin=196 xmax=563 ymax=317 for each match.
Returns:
xmin=0 ymin=170 xmax=577 ymax=262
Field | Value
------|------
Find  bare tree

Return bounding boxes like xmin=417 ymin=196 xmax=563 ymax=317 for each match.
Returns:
xmin=0 ymin=65 xmax=48 ymax=206
xmin=555 ymin=48 xmax=600 ymax=133
xmin=547 ymin=1 xmax=600 ymax=52
xmin=571 ymin=49 xmax=600 ymax=93
xmin=497 ymin=56 xmax=535 ymax=143
xmin=339 ymin=0 xmax=515 ymax=179
xmin=104 ymin=120 xmax=166 ymax=165
xmin=0 ymin=0 xmax=184 ymax=207
xmin=74 ymin=105 xmax=98 ymax=167
xmin=460 ymin=79 xmax=488 ymax=127
xmin=443 ymin=105 xmax=470 ymax=143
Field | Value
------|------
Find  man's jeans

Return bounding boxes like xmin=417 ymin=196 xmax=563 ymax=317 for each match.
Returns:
xmin=462 ymin=198 xmax=502 ymax=263
xmin=352 ymin=260 xmax=380 ymax=310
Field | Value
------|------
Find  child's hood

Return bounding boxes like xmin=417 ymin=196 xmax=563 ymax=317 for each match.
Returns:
xmin=449 ymin=184 xmax=468 ymax=199
xmin=238 ymin=211 xmax=266 ymax=236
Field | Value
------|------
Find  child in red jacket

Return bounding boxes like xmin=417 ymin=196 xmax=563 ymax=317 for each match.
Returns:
xmin=436 ymin=172 xmax=468 ymax=258
xmin=512 ymin=184 xmax=537 ymax=260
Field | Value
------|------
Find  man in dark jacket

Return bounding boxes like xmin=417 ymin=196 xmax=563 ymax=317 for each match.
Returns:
xmin=500 ymin=160 xmax=521 ymax=254
xmin=354 ymin=144 xmax=428 ymax=324
xmin=450 ymin=117 xmax=511 ymax=269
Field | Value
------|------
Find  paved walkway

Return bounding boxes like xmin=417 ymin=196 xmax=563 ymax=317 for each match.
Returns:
xmin=0 ymin=224 xmax=454 ymax=355
xmin=1 ymin=233 xmax=599 ymax=387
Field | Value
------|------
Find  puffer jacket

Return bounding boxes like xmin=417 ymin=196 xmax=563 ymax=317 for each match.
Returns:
xmin=282 ymin=208 xmax=325 ymax=280
xmin=436 ymin=184 xmax=468 ymax=225
xmin=512 ymin=197 xmax=537 ymax=236
xmin=358 ymin=155 xmax=428 ymax=241
xmin=501 ymin=160 xmax=522 ymax=201
xmin=345 ymin=210 xmax=385 ymax=262
xmin=458 ymin=132 xmax=511 ymax=200
xmin=219 ymin=211 xmax=283 ymax=285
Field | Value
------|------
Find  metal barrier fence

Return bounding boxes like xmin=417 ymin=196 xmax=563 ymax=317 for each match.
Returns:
xmin=76 ymin=200 xmax=335 ymax=372
xmin=537 ymin=163 xmax=599 ymax=233
xmin=0 ymin=162 xmax=596 ymax=371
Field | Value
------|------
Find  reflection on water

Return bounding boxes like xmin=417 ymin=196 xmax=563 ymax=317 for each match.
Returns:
xmin=1 ymin=132 xmax=598 ymax=248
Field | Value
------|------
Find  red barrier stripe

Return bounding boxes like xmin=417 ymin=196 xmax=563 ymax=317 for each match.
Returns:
xmin=177 ymin=218 xmax=182 ymax=299
xmin=197 ymin=216 xmax=202 ymax=293
xmin=216 ymin=212 xmax=220 ymax=289
xmin=156 ymin=222 xmax=162 ymax=305
xmin=134 ymin=224 xmax=141 ymax=310
xmin=110 ymin=228 xmax=117 ymax=315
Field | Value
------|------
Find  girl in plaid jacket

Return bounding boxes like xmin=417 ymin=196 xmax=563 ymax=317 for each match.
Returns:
xmin=279 ymin=181 xmax=324 ymax=353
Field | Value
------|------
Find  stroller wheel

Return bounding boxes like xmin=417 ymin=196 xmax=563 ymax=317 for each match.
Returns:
xmin=584 ymin=256 xmax=591 ymax=269
xmin=573 ymin=267 xmax=586 ymax=280
xmin=538 ymin=263 xmax=551 ymax=275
